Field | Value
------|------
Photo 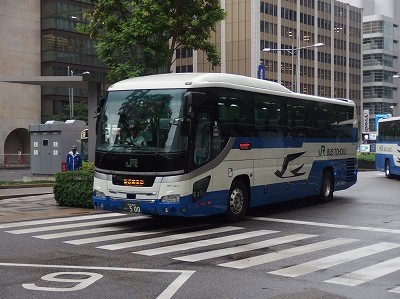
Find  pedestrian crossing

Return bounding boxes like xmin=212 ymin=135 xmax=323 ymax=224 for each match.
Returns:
xmin=1 ymin=213 xmax=400 ymax=294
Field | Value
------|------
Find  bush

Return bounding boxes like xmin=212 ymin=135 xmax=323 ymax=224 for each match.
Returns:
xmin=357 ymin=152 xmax=375 ymax=163
xmin=53 ymin=163 xmax=95 ymax=208
xmin=357 ymin=152 xmax=375 ymax=169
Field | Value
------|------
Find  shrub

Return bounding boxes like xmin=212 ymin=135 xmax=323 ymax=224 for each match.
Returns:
xmin=53 ymin=163 xmax=95 ymax=208
xmin=357 ymin=152 xmax=375 ymax=169
xmin=357 ymin=152 xmax=375 ymax=163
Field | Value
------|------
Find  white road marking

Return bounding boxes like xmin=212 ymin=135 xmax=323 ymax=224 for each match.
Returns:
xmin=250 ymin=217 xmax=400 ymax=234
xmin=0 ymin=213 xmax=129 ymax=229
xmin=34 ymin=227 xmax=128 ymax=239
xmin=175 ymin=234 xmax=316 ymax=262
xmin=389 ymin=286 xmax=400 ymax=294
xmin=134 ymin=230 xmax=278 ymax=256
xmin=0 ymin=262 xmax=194 ymax=299
xmin=97 ymin=226 xmax=243 ymax=250
xmin=269 ymin=242 xmax=400 ymax=277
xmin=325 ymin=256 xmax=400 ymax=286
xmin=64 ymin=225 xmax=207 ymax=245
xmin=6 ymin=217 xmax=139 ymax=234
xmin=219 ymin=238 xmax=357 ymax=269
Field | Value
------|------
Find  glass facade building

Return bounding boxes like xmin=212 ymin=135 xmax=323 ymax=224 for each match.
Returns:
xmin=41 ymin=0 xmax=108 ymax=121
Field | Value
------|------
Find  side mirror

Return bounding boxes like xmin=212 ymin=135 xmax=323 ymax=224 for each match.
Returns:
xmin=94 ymin=97 xmax=105 ymax=118
xmin=180 ymin=118 xmax=192 ymax=137
xmin=184 ymin=92 xmax=206 ymax=116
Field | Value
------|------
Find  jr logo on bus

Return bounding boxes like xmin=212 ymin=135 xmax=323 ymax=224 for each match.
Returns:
xmin=125 ymin=159 xmax=138 ymax=168
xmin=275 ymin=151 xmax=306 ymax=178
xmin=318 ymin=145 xmax=347 ymax=156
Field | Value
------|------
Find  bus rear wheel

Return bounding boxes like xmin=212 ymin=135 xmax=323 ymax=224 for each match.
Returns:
xmin=319 ymin=170 xmax=333 ymax=203
xmin=226 ymin=180 xmax=248 ymax=222
xmin=385 ymin=160 xmax=393 ymax=179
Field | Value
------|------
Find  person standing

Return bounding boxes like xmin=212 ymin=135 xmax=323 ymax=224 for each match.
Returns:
xmin=66 ymin=145 xmax=82 ymax=171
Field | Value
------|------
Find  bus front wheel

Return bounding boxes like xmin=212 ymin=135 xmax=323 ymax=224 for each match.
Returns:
xmin=385 ymin=160 xmax=393 ymax=179
xmin=319 ymin=170 xmax=333 ymax=202
xmin=226 ymin=180 xmax=248 ymax=222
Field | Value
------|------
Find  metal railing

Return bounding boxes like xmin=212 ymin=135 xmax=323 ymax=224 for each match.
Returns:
xmin=0 ymin=154 xmax=30 ymax=167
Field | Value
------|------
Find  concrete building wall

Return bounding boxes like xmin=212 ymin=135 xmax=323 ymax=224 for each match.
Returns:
xmin=0 ymin=0 xmax=41 ymax=164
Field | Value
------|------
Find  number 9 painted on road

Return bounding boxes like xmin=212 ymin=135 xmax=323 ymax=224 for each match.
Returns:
xmin=23 ymin=272 xmax=103 ymax=292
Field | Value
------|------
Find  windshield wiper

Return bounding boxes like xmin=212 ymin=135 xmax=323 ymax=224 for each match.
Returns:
xmin=127 ymin=146 xmax=172 ymax=160
xmin=99 ymin=144 xmax=129 ymax=163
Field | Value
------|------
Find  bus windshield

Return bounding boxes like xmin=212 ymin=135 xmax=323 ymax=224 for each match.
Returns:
xmin=96 ymin=89 xmax=188 ymax=154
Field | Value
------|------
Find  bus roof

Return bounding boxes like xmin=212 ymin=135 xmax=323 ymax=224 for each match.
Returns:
xmin=378 ymin=116 xmax=400 ymax=123
xmin=108 ymin=73 xmax=355 ymax=107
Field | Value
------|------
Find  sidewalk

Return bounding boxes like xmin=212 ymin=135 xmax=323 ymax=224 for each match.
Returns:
xmin=0 ymin=186 xmax=54 ymax=200
xmin=0 ymin=185 xmax=100 ymax=223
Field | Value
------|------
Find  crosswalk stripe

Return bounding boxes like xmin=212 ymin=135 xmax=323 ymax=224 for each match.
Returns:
xmin=64 ymin=225 xmax=208 ymax=245
xmin=97 ymin=226 xmax=244 ymax=251
xmin=134 ymin=230 xmax=278 ymax=256
xmin=0 ymin=213 xmax=128 ymax=229
xmin=174 ymin=233 xmax=316 ymax=262
xmin=218 ymin=238 xmax=357 ymax=269
xmin=389 ymin=286 xmax=400 ymax=294
xmin=6 ymin=217 xmax=143 ymax=234
xmin=33 ymin=220 xmax=158 ymax=240
xmin=325 ymin=256 xmax=400 ymax=286
xmin=34 ymin=227 xmax=130 ymax=239
xmin=269 ymin=242 xmax=400 ymax=277
xmin=67 ymin=231 xmax=161 ymax=245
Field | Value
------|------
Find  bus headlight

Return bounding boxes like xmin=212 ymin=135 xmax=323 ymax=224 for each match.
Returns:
xmin=161 ymin=194 xmax=180 ymax=203
xmin=192 ymin=175 xmax=211 ymax=202
xmin=94 ymin=189 xmax=106 ymax=199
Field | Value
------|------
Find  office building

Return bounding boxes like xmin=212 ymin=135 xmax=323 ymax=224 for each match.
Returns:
xmin=347 ymin=0 xmax=399 ymax=131
xmin=175 ymin=0 xmax=363 ymax=113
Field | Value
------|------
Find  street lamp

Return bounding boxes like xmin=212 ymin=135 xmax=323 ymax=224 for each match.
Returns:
xmin=67 ymin=67 xmax=91 ymax=118
xmin=263 ymin=42 xmax=324 ymax=93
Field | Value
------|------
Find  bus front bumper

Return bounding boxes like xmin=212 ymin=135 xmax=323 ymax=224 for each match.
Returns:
xmin=92 ymin=194 xmax=224 ymax=217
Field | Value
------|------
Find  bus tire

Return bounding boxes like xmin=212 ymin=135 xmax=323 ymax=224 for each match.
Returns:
xmin=226 ymin=180 xmax=248 ymax=222
xmin=319 ymin=170 xmax=333 ymax=202
xmin=385 ymin=160 xmax=393 ymax=179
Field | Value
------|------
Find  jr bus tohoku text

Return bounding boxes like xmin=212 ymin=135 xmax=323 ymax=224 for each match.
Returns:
xmin=92 ymin=73 xmax=358 ymax=221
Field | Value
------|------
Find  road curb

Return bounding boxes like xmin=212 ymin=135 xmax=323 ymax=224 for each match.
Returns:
xmin=0 ymin=192 xmax=53 ymax=200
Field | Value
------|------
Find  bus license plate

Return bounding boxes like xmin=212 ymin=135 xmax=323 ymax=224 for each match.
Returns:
xmin=123 ymin=202 xmax=141 ymax=214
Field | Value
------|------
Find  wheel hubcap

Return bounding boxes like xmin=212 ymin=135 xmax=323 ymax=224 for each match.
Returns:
xmin=229 ymin=188 xmax=244 ymax=215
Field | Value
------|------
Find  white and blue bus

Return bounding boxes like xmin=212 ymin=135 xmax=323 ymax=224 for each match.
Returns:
xmin=93 ymin=73 xmax=358 ymax=221
xmin=376 ymin=116 xmax=400 ymax=178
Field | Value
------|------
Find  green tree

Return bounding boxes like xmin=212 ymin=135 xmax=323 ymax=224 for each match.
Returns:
xmin=77 ymin=0 xmax=225 ymax=81
xmin=51 ymin=101 xmax=88 ymax=123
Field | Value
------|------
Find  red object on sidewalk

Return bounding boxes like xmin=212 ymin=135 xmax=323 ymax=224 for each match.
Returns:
xmin=61 ymin=162 xmax=67 ymax=172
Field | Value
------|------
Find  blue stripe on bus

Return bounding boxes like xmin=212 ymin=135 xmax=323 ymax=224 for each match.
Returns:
xmin=92 ymin=158 xmax=357 ymax=218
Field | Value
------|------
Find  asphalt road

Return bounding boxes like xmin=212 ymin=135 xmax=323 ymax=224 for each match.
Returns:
xmin=0 ymin=171 xmax=399 ymax=299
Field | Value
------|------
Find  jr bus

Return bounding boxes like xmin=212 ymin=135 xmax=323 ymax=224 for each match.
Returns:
xmin=376 ymin=116 xmax=400 ymax=178
xmin=92 ymin=73 xmax=358 ymax=221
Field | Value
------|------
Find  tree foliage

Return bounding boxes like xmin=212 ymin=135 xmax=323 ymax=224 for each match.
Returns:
xmin=77 ymin=0 xmax=225 ymax=81
xmin=50 ymin=101 xmax=88 ymax=123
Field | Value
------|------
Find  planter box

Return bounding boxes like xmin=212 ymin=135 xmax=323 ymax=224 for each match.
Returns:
xmin=358 ymin=160 xmax=375 ymax=170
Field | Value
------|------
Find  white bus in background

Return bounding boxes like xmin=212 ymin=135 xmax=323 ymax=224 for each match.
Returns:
xmin=92 ymin=73 xmax=358 ymax=221
xmin=376 ymin=116 xmax=400 ymax=178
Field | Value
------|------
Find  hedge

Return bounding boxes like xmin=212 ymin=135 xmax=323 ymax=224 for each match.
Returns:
xmin=53 ymin=163 xmax=95 ymax=208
